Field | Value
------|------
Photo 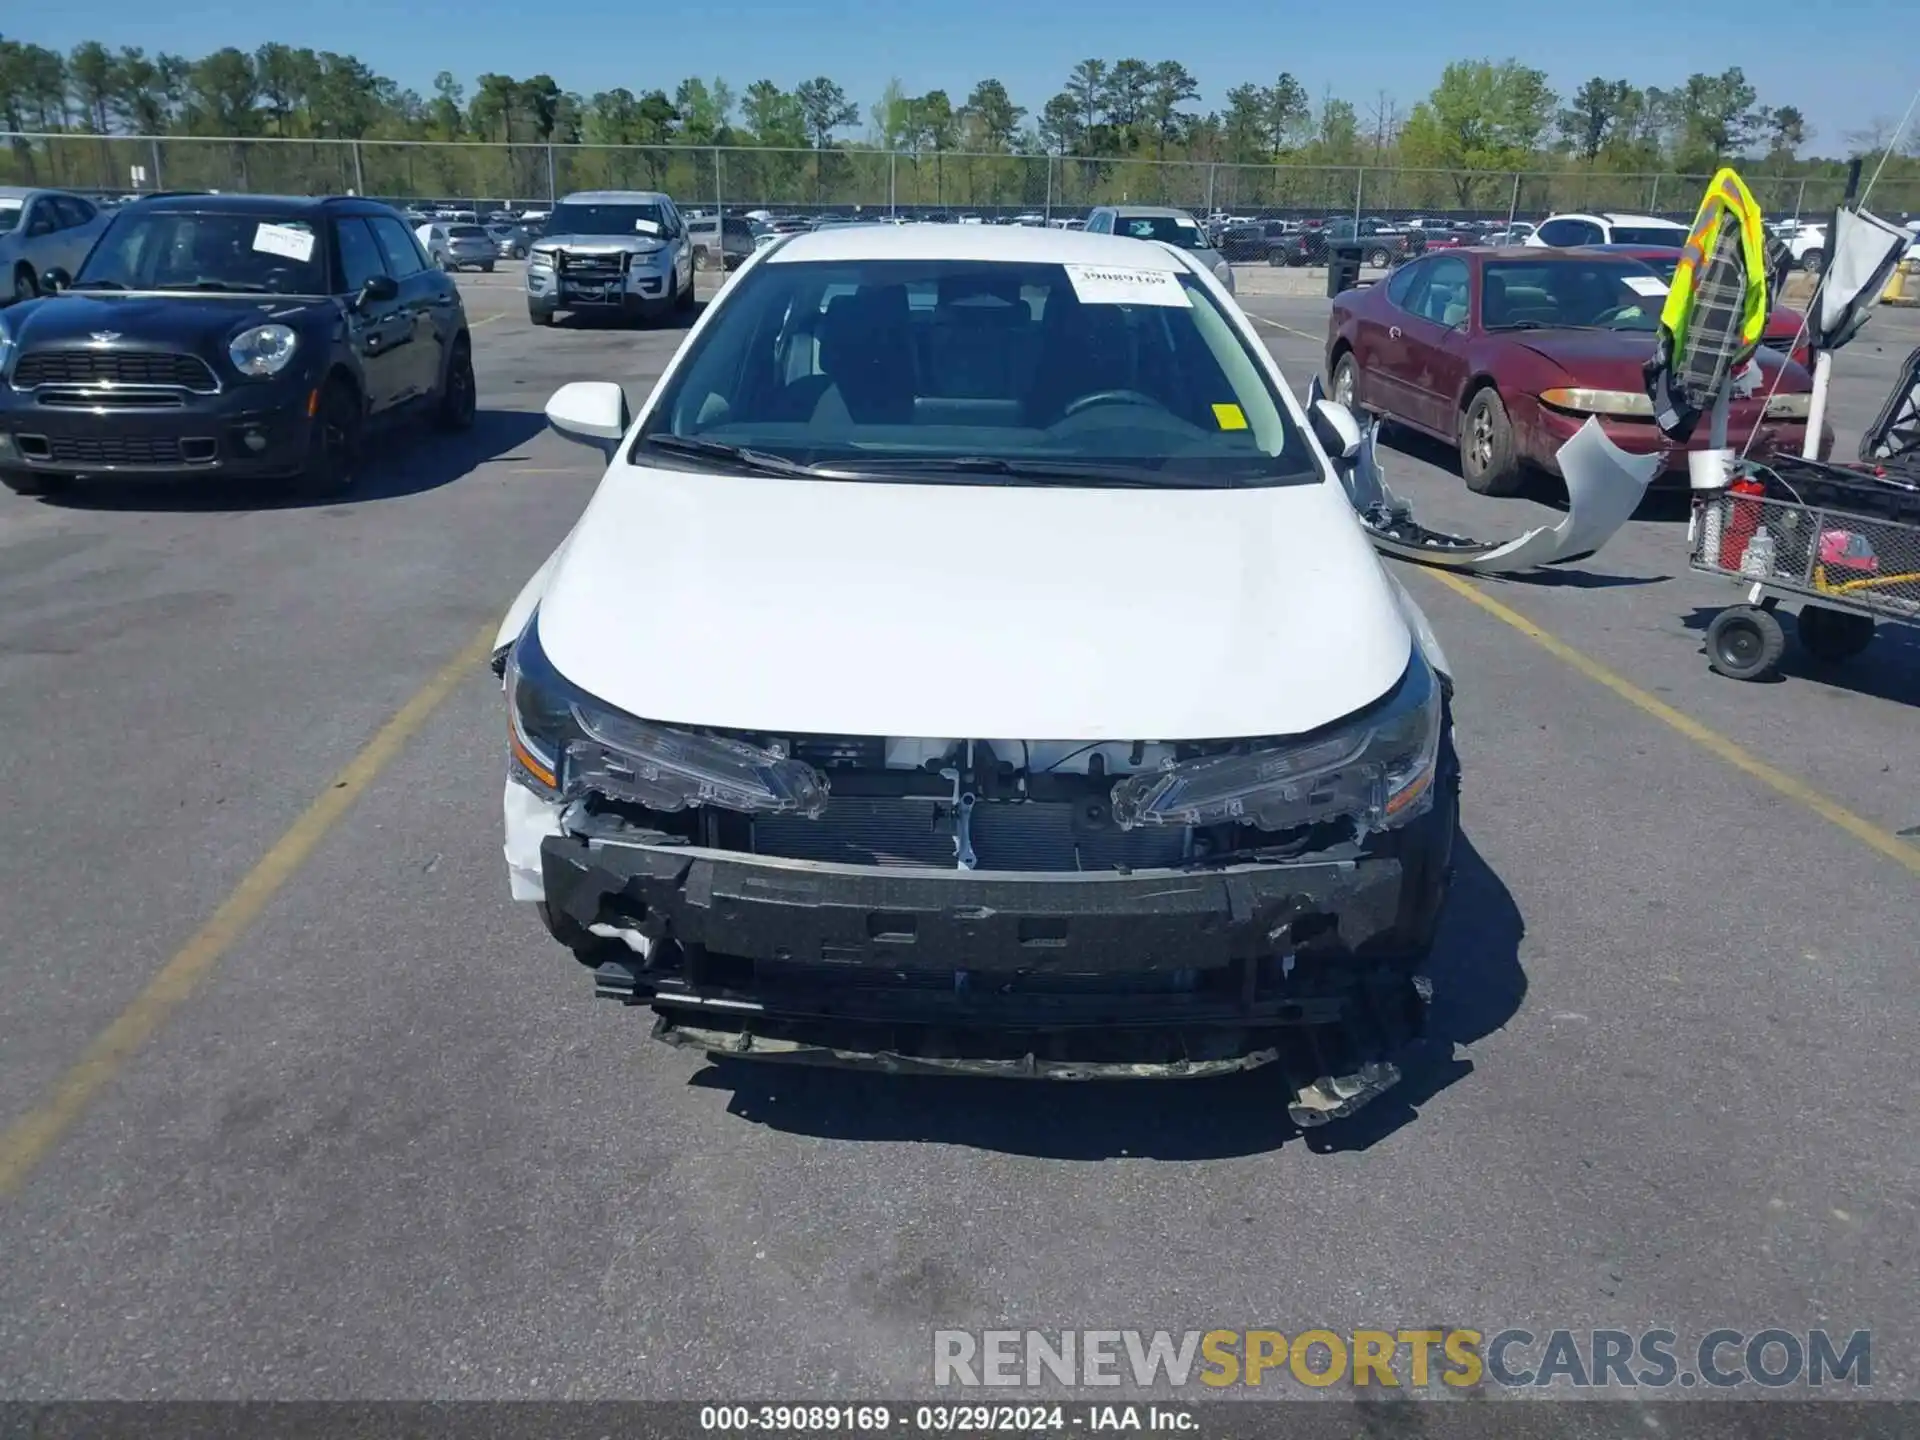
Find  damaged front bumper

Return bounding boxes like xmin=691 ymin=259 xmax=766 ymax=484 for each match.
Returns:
xmin=537 ymin=820 xmax=1433 ymax=1126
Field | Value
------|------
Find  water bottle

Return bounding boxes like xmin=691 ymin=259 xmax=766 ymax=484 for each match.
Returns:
xmin=1740 ymin=526 xmax=1777 ymax=578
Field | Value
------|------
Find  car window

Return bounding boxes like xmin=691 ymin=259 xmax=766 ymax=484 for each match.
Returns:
xmin=72 ymin=210 xmax=326 ymax=295
xmin=1481 ymin=258 xmax=1665 ymax=332
xmin=1116 ymin=214 xmax=1210 ymax=250
xmin=26 ymin=200 xmax=56 ymax=237
xmin=547 ymin=201 xmax=666 ymax=235
xmin=369 ymin=215 xmax=428 ymax=277
xmin=1609 ymin=225 xmax=1688 ymax=247
xmin=723 ymin=218 xmax=753 ymax=238
xmin=1084 ymin=212 xmax=1111 ymax=235
xmin=637 ymin=257 xmax=1318 ymax=488
xmin=448 ymin=224 xmax=488 ymax=239
xmin=52 ymin=196 xmax=94 ymax=227
xmin=335 ymin=218 xmax=389 ymax=293
xmin=1384 ymin=259 xmax=1427 ymax=309
xmin=0 ymin=200 xmax=22 ymax=234
xmin=1401 ymin=256 xmax=1471 ymax=325
xmin=1536 ymin=218 xmax=1591 ymax=247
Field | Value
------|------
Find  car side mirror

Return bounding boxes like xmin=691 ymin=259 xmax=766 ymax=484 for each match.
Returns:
xmin=546 ymin=381 xmax=630 ymax=454
xmin=354 ymin=274 xmax=399 ymax=310
xmin=40 ymin=267 xmax=72 ymax=294
xmin=1310 ymin=398 xmax=1363 ymax=461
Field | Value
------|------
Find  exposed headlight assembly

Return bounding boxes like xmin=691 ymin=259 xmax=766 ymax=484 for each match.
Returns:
xmin=504 ymin=619 xmax=828 ymax=817
xmin=229 ymin=323 xmax=298 ymax=377
xmin=1109 ymin=652 xmax=1443 ymax=835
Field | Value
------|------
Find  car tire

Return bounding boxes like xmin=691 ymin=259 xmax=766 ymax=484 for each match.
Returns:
xmin=482 ymin=261 xmax=495 ymax=273
xmin=1267 ymin=247 xmax=1286 ymax=267
xmin=1 ymin=469 xmax=68 ymax=497
xmin=1706 ymin=605 xmax=1786 ymax=680
xmin=528 ymin=302 xmax=555 ymax=326
xmin=1330 ymin=351 xmax=1366 ymax=414
xmin=11 ymin=265 xmax=35 ymax=303
xmin=1366 ymin=246 xmax=1392 ymax=268
xmin=1800 ymin=248 xmax=1826 ymax=275
xmin=1796 ymin=604 xmax=1873 ymax=663
xmin=1459 ymin=387 xmax=1524 ymax=496
xmin=433 ymin=334 xmax=477 ymax=432
xmin=692 ymin=245 xmax=710 ymax=271
xmin=676 ymin=267 xmax=697 ymax=313
xmin=301 ymin=377 xmax=362 ymax=497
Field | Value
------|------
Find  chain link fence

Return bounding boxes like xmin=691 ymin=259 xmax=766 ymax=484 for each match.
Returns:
xmin=5 ymin=132 xmax=1917 ymax=224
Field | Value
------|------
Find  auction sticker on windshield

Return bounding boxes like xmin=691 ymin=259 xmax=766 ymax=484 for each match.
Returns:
xmin=1062 ymin=263 xmax=1191 ymax=308
xmin=1622 ymin=274 xmax=1669 ymax=297
xmin=253 ymin=223 xmax=316 ymax=262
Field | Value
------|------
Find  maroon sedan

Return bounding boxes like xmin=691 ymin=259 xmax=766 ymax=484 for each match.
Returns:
xmin=1325 ymin=247 xmax=1829 ymax=495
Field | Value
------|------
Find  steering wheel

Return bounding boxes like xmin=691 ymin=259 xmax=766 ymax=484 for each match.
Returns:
xmin=1590 ymin=303 xmax=1639 ymax=327
xmin=1061 ymin=388 xmax=1164 ymax=418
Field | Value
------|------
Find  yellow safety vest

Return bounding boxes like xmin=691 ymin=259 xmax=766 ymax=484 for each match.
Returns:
xmin=1660 ymin=167 xmax=1769 ymax=360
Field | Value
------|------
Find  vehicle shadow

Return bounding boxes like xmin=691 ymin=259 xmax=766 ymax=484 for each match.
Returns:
xmin=691 ymin=831 xmax=1525 ymax=1160
xmin=30 ymin=407 xmax=548 ymax=514
xmin=551 ymin=300 xmax=709 ymax=334
xmin=1679 ymin=604 xmax=1920 ymax=706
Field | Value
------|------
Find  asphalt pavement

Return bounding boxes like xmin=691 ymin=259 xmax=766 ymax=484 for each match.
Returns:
xmin=1 ymin=264 xmax=1916 ymax=1401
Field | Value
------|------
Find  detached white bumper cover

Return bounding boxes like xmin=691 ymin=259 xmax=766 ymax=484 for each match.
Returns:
xmin=503 ymin=781 xmax=563 ymax=901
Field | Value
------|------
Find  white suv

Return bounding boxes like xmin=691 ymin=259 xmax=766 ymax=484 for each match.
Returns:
xmin=1527 ymin=212 xmax=1689 ymax=248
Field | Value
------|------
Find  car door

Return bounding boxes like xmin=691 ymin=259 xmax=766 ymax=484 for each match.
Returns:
xmin=368 ymin=213 xmax=454 ymax=401
xmin=49 ymin=196 xmax=101 ymax=272
xmin=1359 ymin=258 xmax=1432 ymax=422
xmin=1397 ymin=255 xmax=1471 ymax=433
xmin=20 ymin=196 xmax=61 ymax=277
xmin=333 ymin=216 xmax=411 ymax=412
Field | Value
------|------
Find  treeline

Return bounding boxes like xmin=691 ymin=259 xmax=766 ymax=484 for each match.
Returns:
xmin=3 ymin=35 xmax=1917 ymax=210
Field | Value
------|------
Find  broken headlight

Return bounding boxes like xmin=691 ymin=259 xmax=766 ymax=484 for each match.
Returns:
xmin=1109 ymin=651 xmax=1442 ymax=834
xmin=503 ymin=617 xmax=828 ymax=816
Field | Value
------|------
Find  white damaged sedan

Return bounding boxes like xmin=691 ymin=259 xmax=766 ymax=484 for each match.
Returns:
xmin=492 ymin=222 xmax=1459 ymax=1127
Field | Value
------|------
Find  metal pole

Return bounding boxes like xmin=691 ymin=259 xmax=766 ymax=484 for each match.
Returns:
xmin=150 ymin=136 xmax=164 ymax=191
xmin=546 ymin=143 xmax=557 ymax=205
xmin=1792 ymin=177 xmax=1806 ymax=224
xmin=1205 ymin=163 xmax=1216 ymax=217
xmin=351 ymin=140 xmax=364 ymax=197
xmin=1505 ymin=172 xmax=1520 ymax=233
xmin=1044 ymin=153 xmax=1053 ymax=223
xmin=713 ymin=146 xmax=722 ymax=216
xmin=1352 ymin=167 xmax=1363 ymax=225
xmin=1648 ymin=172 xmax=1660 ymax=215
xmin=888 ymin=150 xmax=896 ymax=215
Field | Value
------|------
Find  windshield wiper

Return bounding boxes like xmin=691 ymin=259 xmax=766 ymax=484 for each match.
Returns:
xmin=849 ymin=456 xmax=1215 ymax=487
xmin=639 ymin=434 xmax=829 ymax=477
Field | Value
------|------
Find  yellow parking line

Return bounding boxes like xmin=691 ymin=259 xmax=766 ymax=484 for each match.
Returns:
xmin=1249 ymin=314 xmax=1323 ymax=343
xmin=469 ymin=313 xmax=505 ymax=328
xmin=0 ymin=622 xmax=499 ymax=1198
xmin=1424 ymin=569 xmax=1920 ymax=878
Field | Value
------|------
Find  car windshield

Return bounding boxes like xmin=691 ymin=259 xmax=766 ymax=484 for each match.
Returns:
xmin=1610 ymin=225 xmax=1689 ymax=247
xmin=0 ymin=201 xmax=21 ymax=234
xmin=547 ymin=202 xmax=665 ymax=235
xmin=635 ymin=256 xmax=1318 ymax=487
xmin=72 ymin=210 xmax=327 ymax=295
xmin=1114 ymin=214 xmax=1211 ymax=250
xmin=450 ymin=224 xmax=489 ymax=239
xmin=1634 ymin=253 xmax=1681 ymax=284
xmin=1480 ymin=258 xmax=1665 ymax=333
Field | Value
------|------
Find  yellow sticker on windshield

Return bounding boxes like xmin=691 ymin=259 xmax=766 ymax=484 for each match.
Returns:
xmin=1212 ymin=403 xmax=1248 ymax=431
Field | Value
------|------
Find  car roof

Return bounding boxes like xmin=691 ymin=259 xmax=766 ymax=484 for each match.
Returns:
xmin=1095 ymin=204 xmax=1197 ymax=218
xmin=765 ymin=222 xmax=1186 ymax=269
xmin=558 ymin=190 xmax=672 ymax=204
xmin=123 ymin=192 xmax=395 ymax=218
xmin=1575 ymin=243 xmax=1679 ymax=256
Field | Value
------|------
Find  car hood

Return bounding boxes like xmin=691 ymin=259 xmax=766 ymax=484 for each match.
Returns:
xmin=6 ymin=291 xmax=323 ymax=353
xmin=1506 ymin=329 xmax=1811 ymax=392
xmin=534 ymin=234 xmax=670 ymax=255
xmin=534 ymin=466 xmax=1414 ymax=741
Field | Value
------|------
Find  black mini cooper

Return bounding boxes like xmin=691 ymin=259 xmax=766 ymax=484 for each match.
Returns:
xmin=0 ymin=193 xmax=476 ymax=497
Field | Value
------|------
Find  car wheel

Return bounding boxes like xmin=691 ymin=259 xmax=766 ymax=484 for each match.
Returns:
xmin=11 ymin=265 xmax=35 ymax=303
xmin=301 ymin=378 xmax=363 ymax=497
xmin=1706 ymin=605 xmax=1786 ymax=680
xmin=482 ymin=261 xmax=495 ymax=273
xmin=1459 ymin=387 xmax=1524 ymax=496
xmin=1 ymin=469 xmax=68 ymax=497
xmin=676 ymin=267 xmax=697 ymax=313
xmin=1796 ymin=604 xmax=1873 ymax=663
xmin=1331 ymin=351 xmax=1363 ymax=412
xmin=1267 ymin=247 xmax=1286 ymax=267
xmin=514 ymin=245 xmax=527 ymax=259
xmin=1367 ymin=246 xmax=1391 ymax=268
xmin=433 ymin=334 xmax=477 ymax=432
xmin=1800 ymin=248 xmax=1826 ymax=275
xmin=692 ymin=245 xmax=710 ymax=271
xmin=528 ymin=302 xmax=555 ymax=326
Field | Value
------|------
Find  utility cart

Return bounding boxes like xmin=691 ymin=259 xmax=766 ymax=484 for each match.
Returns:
xmin=1689 ymin=454 xmax=1920 ymax=680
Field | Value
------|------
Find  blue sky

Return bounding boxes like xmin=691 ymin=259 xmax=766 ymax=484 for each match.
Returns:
xmin=26 ymin=0 xmax=1918 ymax=152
